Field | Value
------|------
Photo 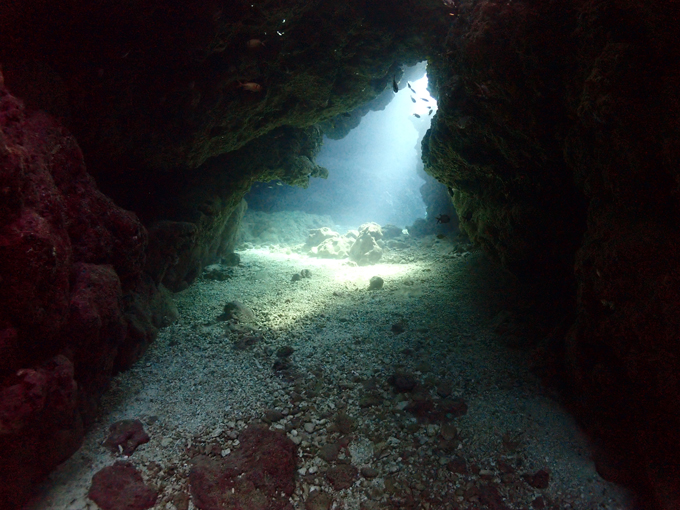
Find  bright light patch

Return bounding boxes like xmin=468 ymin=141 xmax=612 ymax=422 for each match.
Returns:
xmin=246 ymin=248 xmax=423 ymax=285
xmin=409 ymin=75 xmax=437 ymax=119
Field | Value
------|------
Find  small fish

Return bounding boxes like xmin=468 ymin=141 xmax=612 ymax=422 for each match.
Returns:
xmin=276 ymin=181 xmax=283 ymax=186
xmin=421 ymin=97 xmax=429 ymax=102
xmin=428 ymin=109 xmax=434 ymax=116
xmin=392 ymin=77 xmax=399 ymax=93
xmin=436 ymin=234 xmax=446 ymax=239
xmin=410 ymin=96 xmax=416 ymax=103
xmin=413 ymin=113 xmax=421 ymax=118
xmin=436 ymin=214 xmax=451 ymax=224
xmin=408 ymin=82 xmax=415 ymax=92
xmin=239 ymin=81 xmax=263 ymax=92
xmin=341 ymin=112 xmax=352 ymax=117
xmin=427 ymin=106 xmax=432 ymax=109
xmin=246 ymin=39 xmax=266 ymax=49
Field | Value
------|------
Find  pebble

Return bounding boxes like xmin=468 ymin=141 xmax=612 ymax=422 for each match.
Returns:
xmin=360 ymin=467 xmax=378 ymax=479
xmin=304 ymin=422 xmax=315 ymax=433
xmin=368 ymin=276 xmax=384 ymax=290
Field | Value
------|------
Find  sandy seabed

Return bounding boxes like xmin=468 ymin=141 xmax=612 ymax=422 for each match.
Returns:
xmin=29 ymin=233 xmax=633 ymax=510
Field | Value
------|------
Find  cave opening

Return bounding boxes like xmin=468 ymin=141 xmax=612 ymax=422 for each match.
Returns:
xmin=243 ymin=64 xmax=438 ymax=233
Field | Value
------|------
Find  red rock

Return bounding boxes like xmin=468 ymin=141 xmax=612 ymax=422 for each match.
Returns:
xmin=88 ymin=461 xmax=157 ymax=510
xmin=305 ymin=490 xmax=333 ymax=510
xmin=523 ymin=469 xmax=550 ymax=489
xmin=326 ymin=464 xmax=358 ymax=490
xmin=103 ymin=419 xmax=150 ymax=456
xmin=0 ymin=70 xmax=155 ymax=508
xmin=189 ymin=425 xmax=296 ymax=510
xmin=446 ymin=457 xmax=468 ymax=474
xmin=478 ymin=485 xmax=511 ymax=510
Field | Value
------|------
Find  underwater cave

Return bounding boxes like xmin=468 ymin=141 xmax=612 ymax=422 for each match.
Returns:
xmin=1 ymin=0 xmax=680 ymax=509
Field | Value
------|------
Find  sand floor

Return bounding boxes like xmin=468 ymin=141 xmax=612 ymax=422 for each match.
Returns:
xmin=28 ymin=235 xmax=634 ymax=510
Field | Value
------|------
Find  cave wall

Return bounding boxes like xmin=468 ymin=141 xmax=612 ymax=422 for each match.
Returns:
xmin=0 ymin=76 xmax=177 ymax=507
xmin=424 ymin=0 xmax=680 ymax=507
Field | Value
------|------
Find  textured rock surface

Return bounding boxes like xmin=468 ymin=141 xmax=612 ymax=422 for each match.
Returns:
xmin=189 ymin=425 xmax=296 ymax=510
xmin=424 ymin=0 xmax=680 ymax=506
xmin=88 ymin=461 xmax=158 ymax=510
xmin=0 ymin=77 xmax=168 ymax=506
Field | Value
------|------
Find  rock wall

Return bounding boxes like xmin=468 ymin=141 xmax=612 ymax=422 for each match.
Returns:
xmin=424 ymin=0 xmax=680 ymax=507
xmin=0 ymin=77 xmax=174 ymax=507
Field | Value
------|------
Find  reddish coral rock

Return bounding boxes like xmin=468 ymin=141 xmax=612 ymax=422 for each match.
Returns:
xmin=189 ymin=425 xmax=296 ymax=510
xmin=523 ymin=469 xmax=550 ymax=489
xmin=88 ymin=461 xmax=158 ymax=510
xmin=325 ymin=464 xmax=359 ymax=491
xmin=103 ymin=419 xmax=150 ymax=456
xmin=0 ymin=73 xmax=154 ymax=507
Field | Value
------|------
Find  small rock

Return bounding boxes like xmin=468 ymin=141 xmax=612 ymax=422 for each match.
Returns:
xmin=326 ymin=464 xmax=358 ymax=490
xmin=360 ymin=467 xmax=378 ymax=479
xmin=440 ymin=423 xmax=458 ymax=441
xmin=523 ymin=469 xmax=550 ymax=489
xmin=305 ymin=490 xmax=333 ymax=510
xmin=532 ymin=496 xmax=546 ymax=509
xmin=318 ymin=443 xmax=341 ymax=462
xmin=333 ymin=412 xmax=356 ymax=434
xmin=388 ymin=372 xmax=417 ymax=393
xmin=264 ymin=409 xmax=285 ymax=423
xmin=103 ymin=419 xmax=150 ymax=456
xmin=277 ymin=346 xmax=295 ymax=358
xmin=391 ymin=321 xmax=406 ymax=334
xmin=446 ymin=457 xmax=468 ymax=474
xmin=89 ymin=462 xmax=157 ymax=510
xmin=368 ymin=276 xmax=384 ymax=290
xmin=436 ymin=380 xmax=453 ymax=398
xmin=222 ymin=301 xmax=255 ymax=323
xmin=304 ymin=422 xmax=315 ymax=433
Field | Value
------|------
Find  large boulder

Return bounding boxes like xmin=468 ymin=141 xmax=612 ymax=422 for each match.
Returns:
xmin=315 ymin=236 xmax=353 ymax=259
xmin=348 ymin=223 xmax=383 ymax=265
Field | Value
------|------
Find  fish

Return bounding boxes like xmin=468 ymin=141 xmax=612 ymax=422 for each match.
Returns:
xmin=392 ymin=77 xmax=399 ymax=93
xmin=436 ymin=234 xmax=446 ymax=239
xmin=410 ymin=96 xmax=416 ymax=103
xmin=413 ymin=113 xmax=421 ymax=118
xmin=341 ymin=112 xmax=352 ymax=117
xmin=436 ymin=214 xmax=451 ymax=224
xmin=421 ymin=97 xmax=429 ymax=102
xmin=428 ymin=110 xmax=434 ymax=116
xmin=408 ymin=82 xmax=415 ymax=92
xmin=239 ymin=81 xmax=263 ymax=92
